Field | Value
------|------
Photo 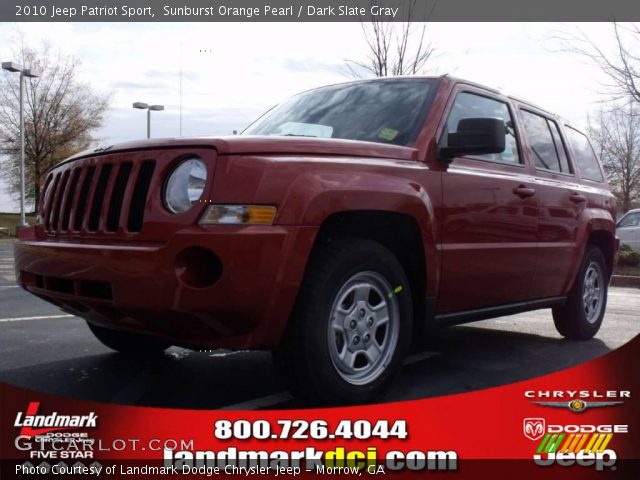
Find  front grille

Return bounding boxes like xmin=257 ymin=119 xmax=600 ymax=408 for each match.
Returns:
xmin=42 ymin=158 xmax=156 ymax=234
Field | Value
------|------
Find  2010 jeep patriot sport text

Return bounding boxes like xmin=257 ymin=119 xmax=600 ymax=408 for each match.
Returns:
xmin=15 ymin=76 xmax=618 ymax=404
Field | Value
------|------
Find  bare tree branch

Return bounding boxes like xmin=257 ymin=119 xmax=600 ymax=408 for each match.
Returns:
xmin=553 ymin=22 xmax=640 ymax=103
xmin=344 ymin=0 xmax=435 ymax=78
xmin=0 ymin=43 xmax=111 ymax=209
xmin=589 ymin=100 xmax=640 ymax=212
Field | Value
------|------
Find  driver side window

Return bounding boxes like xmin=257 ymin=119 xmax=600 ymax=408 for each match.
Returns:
xmin=445 ymin=92 xmax=520 ymax=165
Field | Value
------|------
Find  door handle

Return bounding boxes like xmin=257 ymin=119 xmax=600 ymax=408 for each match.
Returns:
xmin=570 ymin=192 xmax=587 ymax=203
xmin=513 ymin=185 xmax=536 ymax=198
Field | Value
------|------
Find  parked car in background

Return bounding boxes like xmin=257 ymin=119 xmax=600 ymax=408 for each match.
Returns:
xmin=14 ymin=75 xmax=618 ymax=404
xmin=617 ymin=209 xmax=640 ymax=252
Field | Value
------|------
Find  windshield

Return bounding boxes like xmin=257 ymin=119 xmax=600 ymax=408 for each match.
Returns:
xmin=243 ymin=78 xmax=438 ymax=147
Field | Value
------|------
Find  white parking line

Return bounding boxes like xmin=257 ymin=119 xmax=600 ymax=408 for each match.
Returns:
xmin=0 ymin=285 xmax=19 ymax=289
xmin=0 ymin=314 xmax=74 ymax=323
xmin=219 ymin=391 xmax=294 ymax=411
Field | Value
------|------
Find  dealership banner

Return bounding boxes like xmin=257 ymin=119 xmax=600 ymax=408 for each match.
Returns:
xmin=1 ymin=335 xmax=638 ymax=478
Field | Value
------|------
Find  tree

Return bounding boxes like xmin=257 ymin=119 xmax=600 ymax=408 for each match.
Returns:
xmin=0 ymin=43 xmax=110 ymax=209
xmin=589 ymin=101 xmax=640 ymax=212
xmin=344 ymin=0 xmax=435 ymax=78
xmin=557 ymin=22 xmax=640 ymax=103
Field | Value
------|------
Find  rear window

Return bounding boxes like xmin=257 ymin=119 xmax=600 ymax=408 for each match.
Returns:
xmin=564 ymin=127 xmax=604 ymax=182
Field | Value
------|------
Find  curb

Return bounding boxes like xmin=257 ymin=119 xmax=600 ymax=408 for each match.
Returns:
xmin=611 ymin=275 xmax=640 ymax=288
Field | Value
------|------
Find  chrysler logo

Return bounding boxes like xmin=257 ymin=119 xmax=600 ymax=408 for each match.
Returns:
xmin=532 ymin=400 xmax=623 ymax=413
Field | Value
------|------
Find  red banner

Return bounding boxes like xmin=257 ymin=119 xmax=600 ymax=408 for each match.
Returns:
xmin=1 ymin=336 xmax=638 ymax=479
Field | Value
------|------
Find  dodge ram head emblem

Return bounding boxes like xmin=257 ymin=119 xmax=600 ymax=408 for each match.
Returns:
xmin=523 ymin=418 xmax=546 ymax=441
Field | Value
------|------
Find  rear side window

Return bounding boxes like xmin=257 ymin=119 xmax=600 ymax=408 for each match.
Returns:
xmin=520 ymin=110 xmax=571 ymax=173
xmin=564 ymin=127 xmax=605 ymax=182
xmin=445 ymin=92 xmax=520 ymax=165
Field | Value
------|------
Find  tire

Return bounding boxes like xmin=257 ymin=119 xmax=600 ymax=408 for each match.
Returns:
xmin=552 ymin=245 xmax=608 ymax=340
xmin=87 ymin=322 xmax=171 ymax=355
xmin=274 ymin=238 xmax=413 ymax=405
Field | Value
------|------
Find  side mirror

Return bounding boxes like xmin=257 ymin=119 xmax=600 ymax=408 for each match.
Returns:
xmin=437 ymin=117 xmax=506 ymax=163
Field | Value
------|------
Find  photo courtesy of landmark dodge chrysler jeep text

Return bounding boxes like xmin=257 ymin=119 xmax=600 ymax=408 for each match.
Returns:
xmin=14 ymin=76 xmax=618 ymax=404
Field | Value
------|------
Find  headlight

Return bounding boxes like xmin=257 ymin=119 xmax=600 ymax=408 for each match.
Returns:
xmin=199 ymin=205 xmax=277 ymax=225
xmin=164 ymin=157 xmax=207 ymax=213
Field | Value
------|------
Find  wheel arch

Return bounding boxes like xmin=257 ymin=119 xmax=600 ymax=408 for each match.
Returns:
xmin=587 ymin=229 xmax=616 ymax=279
xmin=311 ymin=210 xmax=429 ymax=337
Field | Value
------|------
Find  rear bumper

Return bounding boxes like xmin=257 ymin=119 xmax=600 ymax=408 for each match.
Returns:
xmin=15 ymin=225 xmax=317 ymax=349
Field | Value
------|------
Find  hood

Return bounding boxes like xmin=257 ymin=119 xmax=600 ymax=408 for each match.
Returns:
xmin=64 ymin=135 xmax=420 ymax=164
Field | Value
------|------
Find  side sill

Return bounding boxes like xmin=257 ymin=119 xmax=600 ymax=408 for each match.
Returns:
xmin=430 ymin=296 xmax=566 ymax=328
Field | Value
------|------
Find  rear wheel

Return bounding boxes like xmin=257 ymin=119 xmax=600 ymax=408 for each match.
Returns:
xmin=552 ymin=245 xmax=608 ymax=340
xmin=274 ymin=239 xmax=412 ymax=405
xmin=87 ymin=322 xmax=171 ymax=355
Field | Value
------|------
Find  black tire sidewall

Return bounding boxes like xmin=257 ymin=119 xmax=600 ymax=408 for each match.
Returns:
xmin=295 ymin=240 xmax=413 ymax=404
xmin=554 ymin=245 xmax=608 ymax=340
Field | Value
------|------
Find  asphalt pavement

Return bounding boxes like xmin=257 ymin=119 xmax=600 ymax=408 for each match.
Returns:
xmin=1 ymin=240 xmax=638 ymax=409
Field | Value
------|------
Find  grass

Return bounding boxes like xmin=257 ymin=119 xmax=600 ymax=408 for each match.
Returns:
xmin=0 ymin=212 xmax=37 ymax=237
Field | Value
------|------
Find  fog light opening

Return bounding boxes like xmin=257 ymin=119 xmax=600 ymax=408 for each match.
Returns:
xmin=175 ymin=247 xmax=222 ymax=288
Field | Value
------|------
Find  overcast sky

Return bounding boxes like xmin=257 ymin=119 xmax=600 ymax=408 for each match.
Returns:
xmin=0 ymin=22 xmax=622 ymax=212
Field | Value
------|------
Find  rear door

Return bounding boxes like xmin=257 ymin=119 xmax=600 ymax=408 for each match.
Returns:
xmin=437 ymin=86 xmax=539 ymax=313
xmin=516 ymin=107 xmax=582 ymax=298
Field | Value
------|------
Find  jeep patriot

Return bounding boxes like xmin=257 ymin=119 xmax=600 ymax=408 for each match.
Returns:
xmin=15 ymin=76 xmax=618 ymax=403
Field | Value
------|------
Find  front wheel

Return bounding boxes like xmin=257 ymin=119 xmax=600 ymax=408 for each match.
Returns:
xmin=552 ymin=245 xmax=608 ymax=340
xmin=274 ymin=239 xmax=412 ymax=405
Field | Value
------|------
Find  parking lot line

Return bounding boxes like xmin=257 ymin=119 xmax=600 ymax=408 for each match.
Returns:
xmin=0 ymin=285 xmax=19 ymax=289
xmin=0 ymin=314 xmax=74 ymax=323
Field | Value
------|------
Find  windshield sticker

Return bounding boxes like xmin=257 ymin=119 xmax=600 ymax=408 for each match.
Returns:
xmin=378 ymin=128 xmax=399 ymax=141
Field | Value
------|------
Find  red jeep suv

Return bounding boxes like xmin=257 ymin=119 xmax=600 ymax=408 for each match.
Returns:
xmin=15 ymin=76 xmax=618 ymax=404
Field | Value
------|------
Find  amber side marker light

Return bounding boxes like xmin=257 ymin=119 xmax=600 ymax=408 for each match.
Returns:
xmin=199 ymin=205 xmax=277 ymax=225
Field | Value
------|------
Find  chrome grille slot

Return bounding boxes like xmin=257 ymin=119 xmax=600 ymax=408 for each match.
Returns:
xmin=88 ymin=164 xmax=113 ymax=232
xmin=74 ymin=166 xmax=95 ymax=231
xmin=61 ymin=168 xmax=81 ymax=231
xmin=44 ymin=173 xmax=61 ymax=231
xmin=106 ymin=162 xmax=132 ymax=232
xmin=127 ymin=161 xmax=155 ymax=232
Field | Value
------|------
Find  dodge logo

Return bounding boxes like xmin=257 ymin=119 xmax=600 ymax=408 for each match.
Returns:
xmin=523 ymin=418 xmax=545 ymax=441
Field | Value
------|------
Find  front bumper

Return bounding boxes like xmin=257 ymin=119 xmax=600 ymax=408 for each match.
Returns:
xmin=15 ymin=225 xmax=317 ymax=349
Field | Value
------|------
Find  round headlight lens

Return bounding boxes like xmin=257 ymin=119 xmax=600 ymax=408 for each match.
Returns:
xmin=164 ymin=157 xmax=207 ymax=213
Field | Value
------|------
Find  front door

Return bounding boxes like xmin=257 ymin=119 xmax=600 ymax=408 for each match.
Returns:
xmin=437 ymin=88 xmax=539 ymax=313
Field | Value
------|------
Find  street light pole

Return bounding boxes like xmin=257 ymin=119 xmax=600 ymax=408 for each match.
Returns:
xmin=133 ymin=102 xmax=164 ymax=139
xmin=2 ymin=62 xmax=39 ymax=228
xmin=19 ymin=69 xmax=25 ymax=226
